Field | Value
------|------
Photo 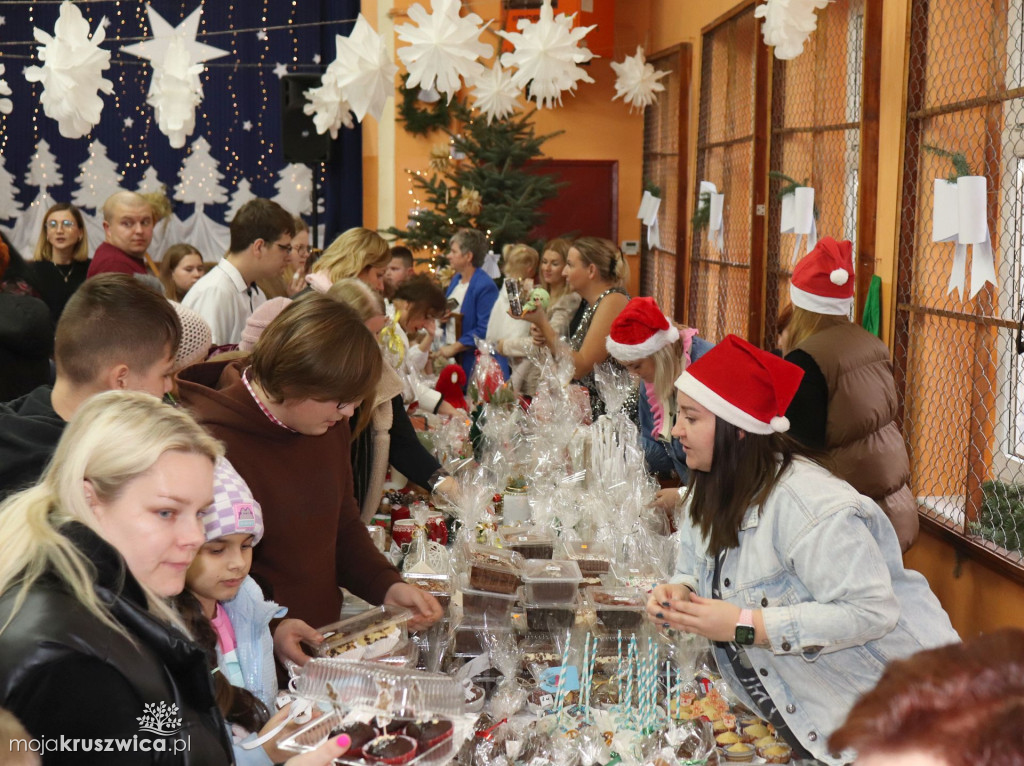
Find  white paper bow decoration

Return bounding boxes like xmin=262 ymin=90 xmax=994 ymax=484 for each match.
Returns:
xmin=611 ymin=46 xmax=669 ymax=113
xmin=497 ymin=0 xmax=596 ymax=109
xmin=468 ymin=62 xmax=521 ymax=125
xmin=754 ymin=0 xmax=833 ymax=60
xmin=638 ymin=191 xmax=662 ymax=250
xmin=780 ymin=186 xmax=817 ymax=263
xmin=932 ymin=176 xmax=997 ymax=299
xmin=122 ymin=5 xmax=229 ymax=149
xmin=23 ymin=1 xmax=113 ymax=139
xmin=700 ymin=180 xmax=725 ymax=252
xmin=0 ymin=65 xmax=12 ymax=115
xmin=396 ymin=0 xmax=492 ymax=104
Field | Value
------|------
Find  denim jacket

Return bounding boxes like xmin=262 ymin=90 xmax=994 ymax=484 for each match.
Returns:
xmin=671 ymin=458 xmax=958 ymax=764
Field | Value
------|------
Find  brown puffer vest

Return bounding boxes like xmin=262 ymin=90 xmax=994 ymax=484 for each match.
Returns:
xmin=794 ymin=322 xmax=918 ymax=551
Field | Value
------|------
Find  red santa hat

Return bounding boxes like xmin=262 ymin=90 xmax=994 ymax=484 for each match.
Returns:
xmin=606 ymin=297 xmax=680 ymax=362
xmin=789 ymin=237 xmax=855 ymax=316
xmin=674 ymin=334 xmax=804 ymax=434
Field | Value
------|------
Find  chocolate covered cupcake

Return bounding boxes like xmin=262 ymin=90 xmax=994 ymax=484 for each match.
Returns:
xmin=405 ymin=717 xmax=454 ymax=749
xmin=363 ymin=734 xmax=418 ymax=764
xmin=326 ymin=721 xmax=375 ymax=755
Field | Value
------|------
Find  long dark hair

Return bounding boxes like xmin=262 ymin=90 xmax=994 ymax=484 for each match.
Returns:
xmin=684 ymin=417 xmax=830 ymax=555
xmin=173 ymin=590 xmax=270 ymax=732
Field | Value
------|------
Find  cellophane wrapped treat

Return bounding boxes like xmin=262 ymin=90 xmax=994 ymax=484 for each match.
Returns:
xmin=594 ymin=360 xmax=636 ymax=419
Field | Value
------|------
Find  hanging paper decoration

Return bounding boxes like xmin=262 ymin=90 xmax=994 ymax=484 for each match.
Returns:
xmin=780 ymin=185 xmax=817 ymax=263
xmin=303 ymin=75 xmax=355 ymax=138
xmin=395 ymin=0 xmax=492 ymax=104
xmin=429 ymin=144 xmax=450 ymax=172
xmin=700 ymin=181 xmax=725 ymax=252
xmin=637 ymin=191 xmax=661 ymax=250
xmin=497 ymin=0 xmax=596 ymax=109
xmin=301 ymin=14 xmax=399 ymax=137
xmin=23 ymin=1 xmax=113 ymax=139
xmin=610 ymin=46 xmax=669 ymax=112
xmin=468 ymin=62 xmax=520 ymax=125
xmin=754 ymin=0 xmax=832 ymax=60
xmin=0 ymin=64 xmax=12 ymax=116
xmin=933 ymin=176 xmax=996 ymax=299
xmin=122 ymin=5 xmax=230 ymax=149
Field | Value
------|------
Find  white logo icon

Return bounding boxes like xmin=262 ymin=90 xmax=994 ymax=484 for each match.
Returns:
xmin=137 ymin=702 xmax=183 ymax=735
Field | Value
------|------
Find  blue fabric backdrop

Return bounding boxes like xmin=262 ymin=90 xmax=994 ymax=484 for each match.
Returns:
xmin=0 ymin=0 xmax=362 ymax=255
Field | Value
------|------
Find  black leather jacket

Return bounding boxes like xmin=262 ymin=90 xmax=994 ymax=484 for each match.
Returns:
xmin=0 ymin=522 xmax=233 ymax=765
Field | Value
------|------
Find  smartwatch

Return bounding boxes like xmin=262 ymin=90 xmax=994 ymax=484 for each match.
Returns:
xmin=735 ymin=608 xmax=756 ymax=646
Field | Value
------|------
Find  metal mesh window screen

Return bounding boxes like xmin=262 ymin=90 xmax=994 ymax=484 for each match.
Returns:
xmin=642 ymin=50 xmax=683 ymax=315
xmin=897 ymin=0 xmax=1024 ymax=564
xmin=765 ymin=0 xmax=865 ymax=349
xmin=688 ymin=8 xmax=759 ymax=343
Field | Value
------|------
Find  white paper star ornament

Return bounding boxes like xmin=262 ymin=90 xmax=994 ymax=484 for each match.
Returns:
xmin=303 ymin=76 xmax=355 ymax=139
xmin=468 ymin=62 xmax=520 ymax=124
xmin=122 ymin=5 xmax=229 ymax=148
xmin=327 ymin=14 xmax=398 ymax=122
xmin=754 ymin=0 xmax=833 ymax=60
xmin=23 ymin=1 xmax=113 ymax=138
xmin=497 ymin=0 xmax=596 ymax=109
xmin=611 ymin=46 xmax=668 ymax=112
xmin=396 ymin=0 xmax=492 ymax=103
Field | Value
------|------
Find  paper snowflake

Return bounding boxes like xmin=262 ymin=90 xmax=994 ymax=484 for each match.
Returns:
xmin=23 ymin=1 xmax=113 ymax=138
xmin=0 ymin=64 xmax=11 ymax=115
xmin=303 ymin=77 xmax=354 ymax=139
xmin=468 ymin=62 xmax=520 ymax=124
xmin=754 ymin=0 xmax=833 ymax=60
xmin=324 ymin=14 xmax=397 ymax=123
xmin=611 ymin=46 xmax=668 ymax=112
xmin=497 ymin=0 xmax=596 ymax=109
xmin=122 ymin=5 xmax=229 ymax=148
xmin=396 ymin=0 xmax=492 ymax=104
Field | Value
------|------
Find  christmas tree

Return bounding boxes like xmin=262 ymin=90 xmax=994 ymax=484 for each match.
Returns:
xmin=72 ymin=139 xmax=124 ymax=211
xmin=385 ymin=102 xmax=563 ymax=260
xmin=225 ymin=177 xmax=256 ymax=224
xmin=174 ymin=136 xmax=228 ymax=214
xmin=0 ymin=153 xmax=23 ymax=222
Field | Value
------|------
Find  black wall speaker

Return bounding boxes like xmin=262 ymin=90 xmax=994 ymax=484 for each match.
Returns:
xmin=280 ymin=74 xmax=332 ymax=165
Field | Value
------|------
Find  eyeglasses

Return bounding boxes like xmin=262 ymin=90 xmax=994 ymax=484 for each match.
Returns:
xmin=294 ymin=244 xmax=311 ymax=255
xmin=273 ymin=241 xmax=293 ymax=254
xmin=47 ymin=219 xmax=76 ymax=230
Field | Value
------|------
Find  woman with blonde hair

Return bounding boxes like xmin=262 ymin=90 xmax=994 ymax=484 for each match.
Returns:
xmin=310 ymin=227 xmax=390 ymax=292
xmin=326 ymin=279 xmax=455 ymax=520
xmin=521 ymin=236 xmax=630 ymax=417
xmin=778 ymin=237 xmax=917 ymax=551
xmin=0 ymin=391 xmax=230 ymax=758
xmin=500 ymin=237 xmax=581 ymax=396
xmin=31 ymin=202 xmax=89 ymax=323
xmin=606 ymin=297 xmax=712 ymax=510
xmin=158 ymin=242 xmax=205 ymax=302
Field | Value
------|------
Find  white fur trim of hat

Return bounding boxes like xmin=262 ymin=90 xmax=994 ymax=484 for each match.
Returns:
xmin=606 ymin=322 xmax=680 ymax=362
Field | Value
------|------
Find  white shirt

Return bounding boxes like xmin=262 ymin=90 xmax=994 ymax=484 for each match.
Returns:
xmin=182 ymin=259 xmax=265 ymax=346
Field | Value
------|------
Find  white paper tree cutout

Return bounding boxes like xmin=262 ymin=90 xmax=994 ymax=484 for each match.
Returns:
xmin=0 ymin=63 xmax=13 ymax=115
xmin=497 ymin=0 xmax=596 ymax=109
xmin=122 ymin=5 xmax=229 ymax=148
xmin=11 ymin=140 xmax=62 ymax=255
xmin=25 ymin=139 xmax=63 ymax=193
xmin=72 ymin=139 xmax=123 ymax=211
xmin=136 ymin=166 xmax=165 ymax=194
xmin=174 ymin=136 xmax=228 ymax=213
xmin=396 ymin=0 xmax=492 ymax=104
xmin=225 ymin=177 xmax=257 ymax=223
xmin=0 ymin=154 xmax=23 ymax=221
xmin=272 ymin=163 xmax=323 ymax=217
xmin=23 ymin=1 xmax=113 ymax=138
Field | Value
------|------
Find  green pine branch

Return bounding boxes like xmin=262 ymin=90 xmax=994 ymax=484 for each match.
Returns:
xmin=922 ymin=144 xmax=974 ymax=183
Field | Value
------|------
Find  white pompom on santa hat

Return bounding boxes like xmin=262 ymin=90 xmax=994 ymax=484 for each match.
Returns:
xmin=675 ymin=334 xmax=805 ymax=435
xmin=789 ymin=236 xmax=855 ymax=316
xmin=606 ymin=296 xmax=680 ymax=362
